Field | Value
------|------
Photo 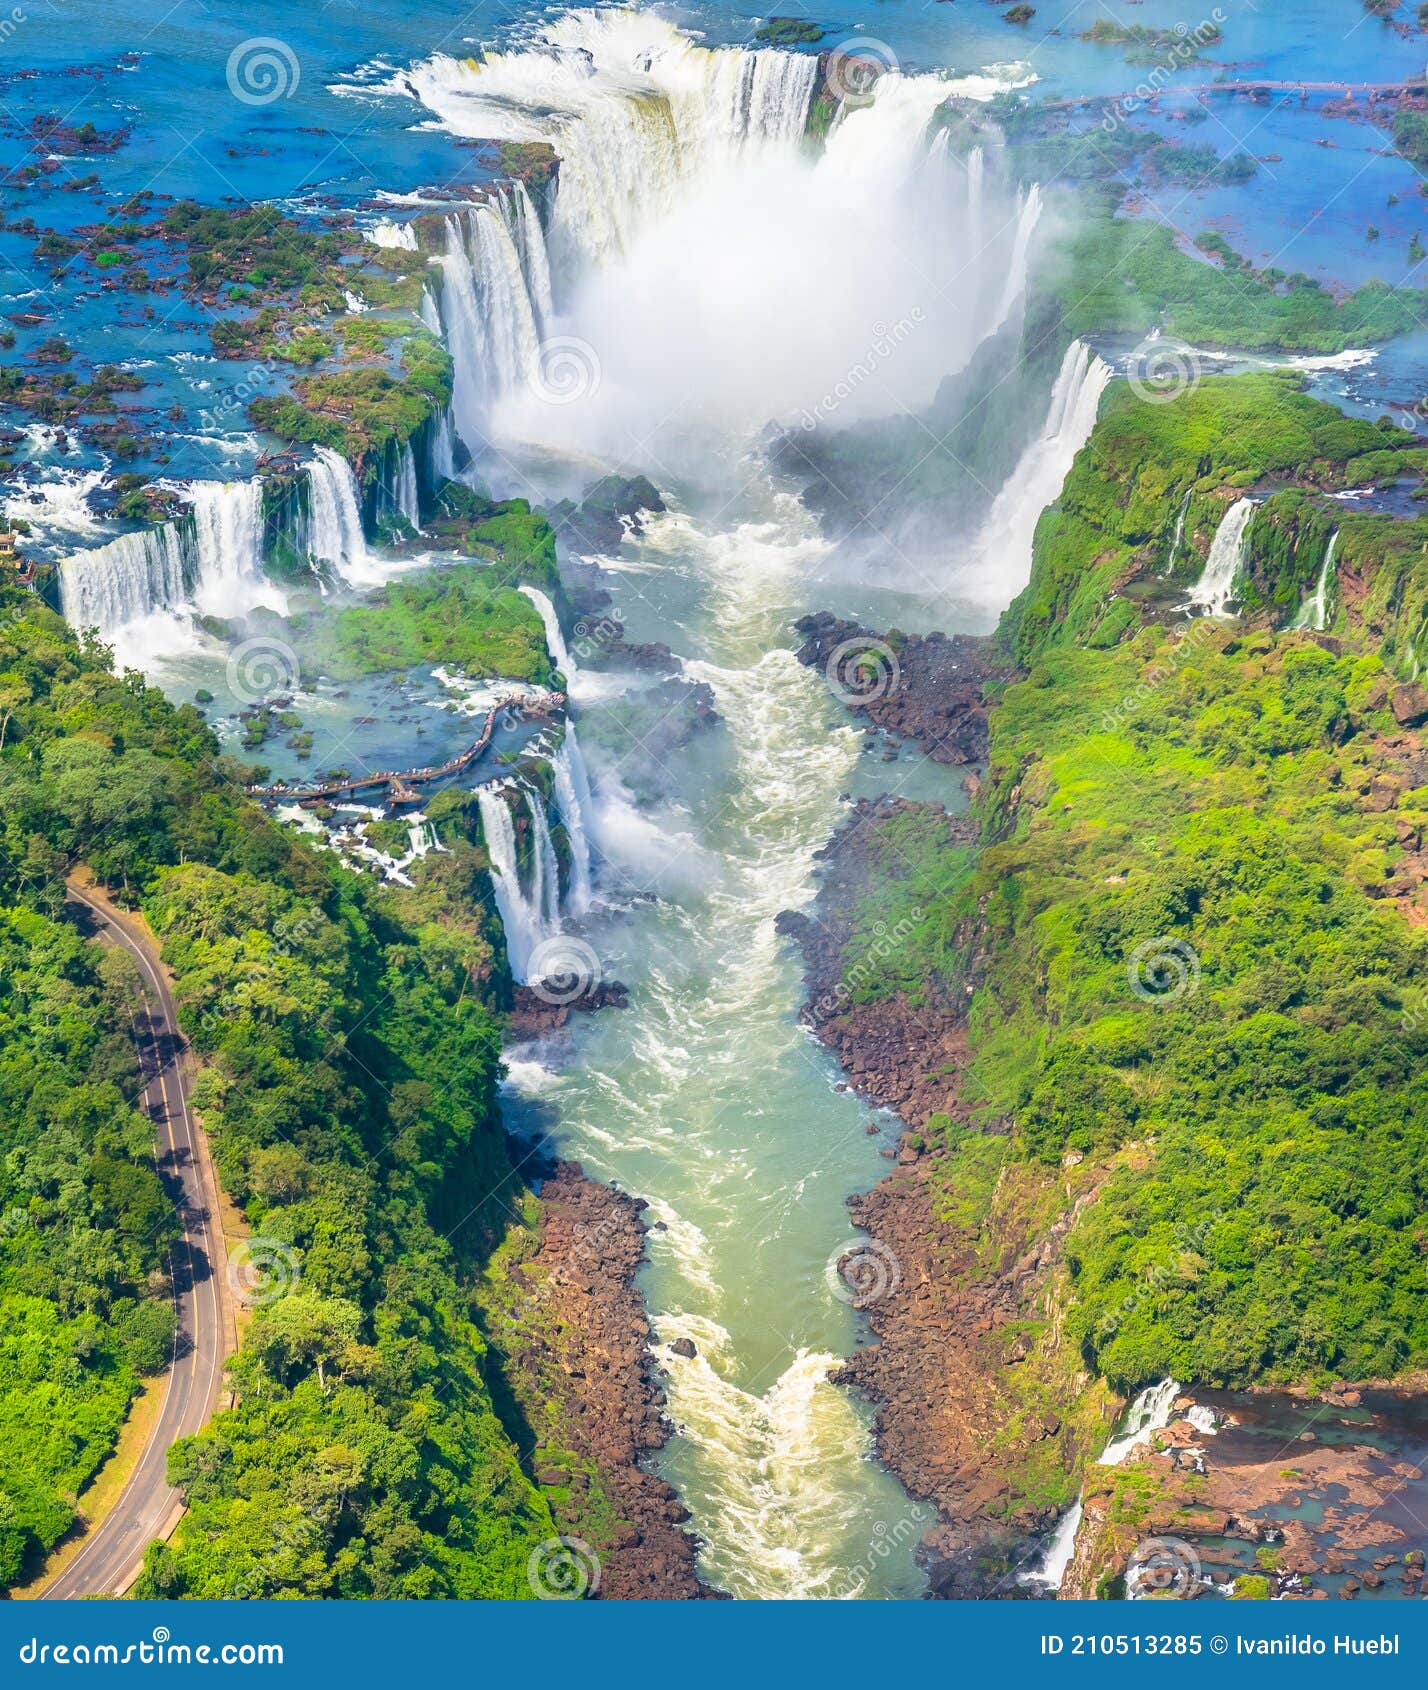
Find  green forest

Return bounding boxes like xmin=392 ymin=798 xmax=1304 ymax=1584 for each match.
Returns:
xmin=0 ymin=589 xmax=563 ymax=1595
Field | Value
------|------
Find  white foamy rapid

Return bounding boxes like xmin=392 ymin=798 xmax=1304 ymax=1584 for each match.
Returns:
xmin=409 ymin=8 xmax=1050 ymax=1598
xmin=1187 ymin=498 xmax=1257 ymax=618
xmin=960 ymin=339 xmax=1113 ymax=607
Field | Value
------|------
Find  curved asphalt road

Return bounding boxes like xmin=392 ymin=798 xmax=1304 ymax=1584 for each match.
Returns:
xmin=42 ymin=881 xmax=233 ymax=1599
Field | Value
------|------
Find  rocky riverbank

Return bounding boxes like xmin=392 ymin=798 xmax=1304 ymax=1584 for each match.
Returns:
xmin=793 ymin=612 xmax=1008 ymax=765
xmin=484 ymin=1161 xmax=710 ymax=1600
xmin=782 ymin=787 xmax=1114 ymax=1596
xmin=777 ymin=796 xmax=978 ymax=1127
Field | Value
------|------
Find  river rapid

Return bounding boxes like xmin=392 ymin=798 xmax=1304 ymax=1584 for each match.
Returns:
xmin=415 ymin=9 xmax=1102 ymax=1597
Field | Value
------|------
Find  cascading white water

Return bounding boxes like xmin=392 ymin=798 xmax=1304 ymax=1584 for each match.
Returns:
xmin=408 ymin=10 xmax=1035 ymax=464
xmin=438 ymin=203 xmax=545 ymax=441
xmin=1187 ymin=498 xmax=1257 ymax=618
xmin=1021 ymin=1376 xmax=1184 ymax=1593
xmin=1022 ymin=1500 xmax=1083 ymax=1591
xmin=477 ymin=784 xmax=554 ymax=979
xmin=430 ymin=407 xmax=458 ymax=482
xmin=1292 ymin=531 xmax=1338 ymax=631
xmin=187 ymin=478 xmax=283 ymax=621
xmin=59 ymin=473 xmax=285 ymax=661
xmin=306 ymin=446 xmax=380 ymax=587
xmin=518 ymin=583 xmax=571 ymax=673
xmin=412 ymin=6 xmax=1045 ymax=1599
xmin=392 ymin=442 xmax=421 ymax=533
xmin=59 ymin=523 xmax=189 ymax=645
xmin=552 ymin=725 xmax=595 ymax=916
xmin=528 ymin=785 xmax=561 ymax=932
xmin=960 ymin=340 xmax=1113 ymax=608
xmin=1167 ymin=490 xmax=1191 ymax=574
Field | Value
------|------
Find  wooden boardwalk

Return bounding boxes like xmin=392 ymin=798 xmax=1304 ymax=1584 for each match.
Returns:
xmin=247 ymin=689 xmax=564 ymax=808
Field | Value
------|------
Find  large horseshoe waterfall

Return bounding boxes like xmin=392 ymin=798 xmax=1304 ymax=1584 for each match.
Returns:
xmin=402 ymin=9 xmax=1089 ymax=1598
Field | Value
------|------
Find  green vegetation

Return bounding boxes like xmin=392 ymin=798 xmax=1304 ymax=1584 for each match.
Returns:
xmin=0 ymin=908 xmax=177 ymax=1583
xmin=841 ymin=372 xmax=1428 ymax=1396
xmin=753 ymin=16 xmax=823 ymax=43
xmin=1048 ymin=217 xmax=1428 ymax=352
xmin=0 ymin=590 xmax=563 ymax=1596
xmin=289 ymin=560 xmax=551 ymax=684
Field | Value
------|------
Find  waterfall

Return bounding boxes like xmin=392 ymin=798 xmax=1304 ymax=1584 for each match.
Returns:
xmin=305 ymin=446 xmax=381 ymax=588
xmin=1187 ymin=498 xmax=1257 ymax=618
xmin=991 ymin=182 xmax=1043 ymax=333
xmin=1020 ymin=1376 xmax=1183 ymax=1593
xmin=430 ymin=407 xmax=458 ymax=482
xmin=553 ymin=724 xmax=595 ymax=916
xmin=529 ymin=787 xmax=561 ymax=930
xmin=408 ymin=12 xmax=1036 ymax=459
xmin=60 ymin=473 xmax=283 ymax=657
xmin=519 ymin=583 xmax=571 ymax=674
xmin=477 ymin=785 xmax=554 ymax=980
xmin=187 ymin=478 xmax=282 ymax=621
xmin=1167 ymin=491 xmax=1190 ymax=574
xmin=59 ymin=523 xmax=189 ymax=641
xmin=1292 ymin=531 xmax=1338 ymax=631
xmin=437 ymin=202 xmax=546 ymax=440
xmin=392 ymin=442 xmax=421 ymax=532
xmin=1021 ymin=1500 xmax=1083 ymax=1592
xmin=366 ymin=218 xmax=418 ymax=250
xmin=1099 ymin=1378 xmax=1182 ymax=1467
xmin=962 ymin=340 xmax=1113 ymax=609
